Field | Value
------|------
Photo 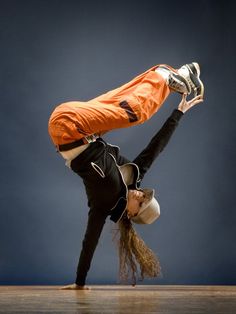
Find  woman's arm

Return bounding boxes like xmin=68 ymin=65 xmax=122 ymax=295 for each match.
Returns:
xmin=133 ymin=94 xmax=203 ymax=181
xmin=75 ymin=209 xmax=107 ymax=287
xmin=60 ymin=208 xmax=107 ymax=290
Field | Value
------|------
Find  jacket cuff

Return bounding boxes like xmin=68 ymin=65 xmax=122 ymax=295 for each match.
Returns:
xmin=171 ymin=109 xmax=184 ymax=121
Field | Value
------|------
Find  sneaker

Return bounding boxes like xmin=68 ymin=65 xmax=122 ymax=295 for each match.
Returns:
xmin=156 ymin=63 xmax=204 ymax=97
xmin=178 ymin=62 xmax=204 ymax=97
xmin=156 ymin=65 xmax=191 ymax=95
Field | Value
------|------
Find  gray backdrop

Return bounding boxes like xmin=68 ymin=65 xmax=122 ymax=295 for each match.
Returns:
xmin=0 ymin=0 xmax=235 ymax=285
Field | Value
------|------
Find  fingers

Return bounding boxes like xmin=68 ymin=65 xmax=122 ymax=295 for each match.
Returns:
xmin=194 ymin=99 xmax=204 ymax=104
xmin=190 ymin=98 xmax=204 ymax=106
xmin=187 ymin=95 xmax=204 ymax=107
xmin=59 ymin=283 xmax=90 ymax=290
xmin=178 ymin=93 xmax=204 ymax=113
xmin=182 ymin=93 xmax=187 ymax=101
xmin=188 ymin=95 xmax=204 ymax=103
xmin=180 ymin=93 xmax=203 ymax=105
xmin=60 ymin=285 xmax=74 ymax=290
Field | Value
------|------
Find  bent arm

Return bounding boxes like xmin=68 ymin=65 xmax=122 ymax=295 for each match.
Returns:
xmin=75 ymin=208 xmax=107 ymax=286
xmin=133 ymin=109 xmax=183 ymax=181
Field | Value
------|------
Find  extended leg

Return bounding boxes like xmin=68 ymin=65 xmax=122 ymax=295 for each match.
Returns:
xmin=48 ymin=66 xmax=170 ymax=148
xmin=48 ymin=62 xmax=203 ymax=150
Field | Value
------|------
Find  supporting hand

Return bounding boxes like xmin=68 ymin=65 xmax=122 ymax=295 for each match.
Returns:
xmin=60 ymin=283 xmax=90 ymax=290
xmin=178 ymin=93 xmax=204 ymax=113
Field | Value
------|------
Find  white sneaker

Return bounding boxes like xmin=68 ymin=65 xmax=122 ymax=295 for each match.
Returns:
xmin=156 ymin=62 xmax=204 ymax=97
xmin=156 ymin=65 xmax=191 ymax=94
xmin=178 ymin=62 xmax=204 ymax=97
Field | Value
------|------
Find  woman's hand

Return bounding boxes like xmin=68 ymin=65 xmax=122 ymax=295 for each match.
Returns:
xmin=178 ymin=93 xmax=204 ymax=113
xmin=60 ymin=283 xmax=90 ymax=290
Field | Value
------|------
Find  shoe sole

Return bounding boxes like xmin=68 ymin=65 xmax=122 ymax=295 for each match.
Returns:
xmin=186 ymin=62 xmax=204 ymax=97
xmin=187 ymin=62 xmax=200 ymax=77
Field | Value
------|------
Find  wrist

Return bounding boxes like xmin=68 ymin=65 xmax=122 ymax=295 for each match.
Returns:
xmin=173 ymin=109 xmax=184 ymax=119
xmin=177 ymin=106 xmax=185 ymax=113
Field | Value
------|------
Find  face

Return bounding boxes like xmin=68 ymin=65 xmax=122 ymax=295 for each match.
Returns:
xmin=126 ymin=189 xmax=145 ymax=218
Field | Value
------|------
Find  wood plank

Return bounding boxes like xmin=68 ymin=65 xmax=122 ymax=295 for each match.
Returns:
xmin=0 ymin=285 xmax=235 ymax=313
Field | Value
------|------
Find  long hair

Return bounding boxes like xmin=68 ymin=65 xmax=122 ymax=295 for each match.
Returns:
xmin=115 ymin=213 xmax=161 ymax=285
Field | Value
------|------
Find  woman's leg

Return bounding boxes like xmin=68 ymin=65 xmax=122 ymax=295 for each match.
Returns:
xmin=48 ymin=65 xmax=170 ymax=148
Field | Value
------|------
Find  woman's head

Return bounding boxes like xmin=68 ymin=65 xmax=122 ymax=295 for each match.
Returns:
xmin=126 ymin=189 xmax=145 ymax=218
xmin=126 ymin=189 xmax=160 ymax=224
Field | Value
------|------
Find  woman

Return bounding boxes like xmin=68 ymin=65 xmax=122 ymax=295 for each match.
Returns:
xmin=48 ymin=62 xmax=204 ymax=289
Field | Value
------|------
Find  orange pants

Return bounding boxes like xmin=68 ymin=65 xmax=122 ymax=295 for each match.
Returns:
xmin=48 ymin=65 xmax=171 ymax=150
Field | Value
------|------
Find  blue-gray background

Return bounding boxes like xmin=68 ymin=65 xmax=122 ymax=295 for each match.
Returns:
xmin=0 ymin=0 xmax=235 ymax=285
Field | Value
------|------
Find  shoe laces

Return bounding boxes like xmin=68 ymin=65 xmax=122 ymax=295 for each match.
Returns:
xmin=168 ymin=75 xmax=188 ymax=93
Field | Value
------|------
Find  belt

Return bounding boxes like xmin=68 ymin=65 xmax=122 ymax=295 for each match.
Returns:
xmin=58 ymin=134 xmax=99 ymax=152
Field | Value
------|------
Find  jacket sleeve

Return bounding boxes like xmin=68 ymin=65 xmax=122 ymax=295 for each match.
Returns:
xmin=132 ymin=109 xmax=184 ymax=181
xmin=75 ymin=208 xmax=107 ymax=286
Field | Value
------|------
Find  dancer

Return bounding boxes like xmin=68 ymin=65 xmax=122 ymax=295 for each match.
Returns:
xmin=48 ymin=62 xmax=204 ymax=289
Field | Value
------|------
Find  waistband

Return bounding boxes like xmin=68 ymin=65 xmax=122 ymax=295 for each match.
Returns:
xmin=58 ymin=134 xmax=99 ymax=152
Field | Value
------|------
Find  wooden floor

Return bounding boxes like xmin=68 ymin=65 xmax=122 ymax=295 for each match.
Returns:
xmin=0 ymin=285 xmax=236 ymax=313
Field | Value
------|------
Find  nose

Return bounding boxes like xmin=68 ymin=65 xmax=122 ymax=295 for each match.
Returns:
xmin=134 ymin=190 xmax=144 ymax=199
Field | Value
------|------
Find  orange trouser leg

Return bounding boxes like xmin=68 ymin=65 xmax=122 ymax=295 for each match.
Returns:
xmin=48 ymin=65 xmax=170 ymax=149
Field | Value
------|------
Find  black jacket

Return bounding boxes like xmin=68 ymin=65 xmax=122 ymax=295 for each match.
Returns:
xmin=70 ymin=109 xmax=183 ymax=285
